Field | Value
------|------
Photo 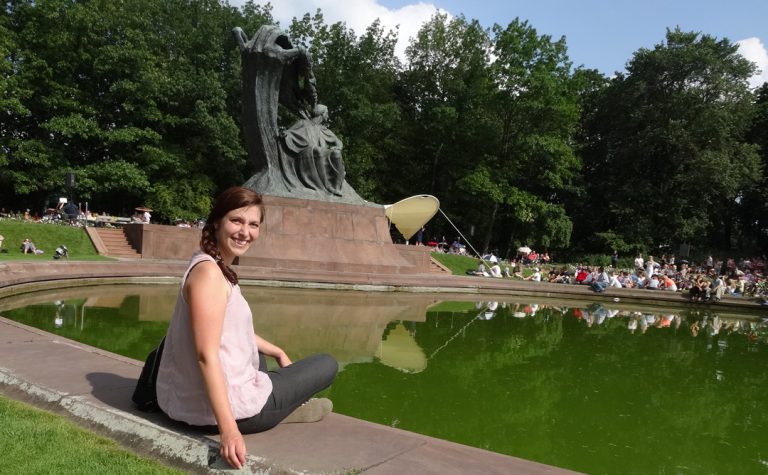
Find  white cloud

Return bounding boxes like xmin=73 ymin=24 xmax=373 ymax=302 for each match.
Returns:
xmin=234 ymin=1 xmax=444 ymax=60
xmin=736 ymin=37 xmax=768 ymax=89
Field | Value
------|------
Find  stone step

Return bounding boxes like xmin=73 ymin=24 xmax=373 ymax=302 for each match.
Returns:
xmin=429 ymin=257 xmax=452 ymax=274
xmin=92 ymin=228 xmax=140 ymax=258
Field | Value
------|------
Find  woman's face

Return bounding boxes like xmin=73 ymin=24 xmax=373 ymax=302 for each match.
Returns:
xmin=214 ymin=205 xmax=262 ymax=263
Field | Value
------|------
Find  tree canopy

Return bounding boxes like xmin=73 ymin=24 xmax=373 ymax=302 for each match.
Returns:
xmin=2 ymin=1 xmax=766 ymax=257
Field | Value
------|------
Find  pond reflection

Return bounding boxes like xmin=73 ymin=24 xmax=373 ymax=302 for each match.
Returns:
xmin=2 ymin=285 xmax=768 ymax=474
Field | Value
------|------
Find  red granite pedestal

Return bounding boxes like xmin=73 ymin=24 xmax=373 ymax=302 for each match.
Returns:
xmin=238 ymin=196 xmax=428 ymax=274
xmin=123 ymin=196 xmax=431 ymax=275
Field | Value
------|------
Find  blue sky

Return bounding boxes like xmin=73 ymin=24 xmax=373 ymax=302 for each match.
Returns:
xmin=241 ymin=0 xmax=768 ymax=87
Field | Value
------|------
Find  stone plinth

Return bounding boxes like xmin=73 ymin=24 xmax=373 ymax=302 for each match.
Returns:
xmin=125 ymin=223 xmax=201 ymax=260
xmin=121 ymin=196 xmax=431 ymax=274
xmin=237 ymin=196 xmax=426 ymax=274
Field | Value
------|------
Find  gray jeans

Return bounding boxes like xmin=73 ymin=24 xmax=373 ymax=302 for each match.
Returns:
xmin=197 ymin=353 xmax=338 ymax=434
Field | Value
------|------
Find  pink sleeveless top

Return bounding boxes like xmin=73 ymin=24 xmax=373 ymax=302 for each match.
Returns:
xmin=156 ymin=252 xmax=273 ymax=426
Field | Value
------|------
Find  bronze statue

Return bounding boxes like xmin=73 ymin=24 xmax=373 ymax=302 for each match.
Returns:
xmin=233 ymin=26 xmax=365 ymax=204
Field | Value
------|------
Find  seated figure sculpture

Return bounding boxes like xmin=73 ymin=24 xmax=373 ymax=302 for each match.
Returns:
xmin=281 ymin=104 xmax=345 ymax=196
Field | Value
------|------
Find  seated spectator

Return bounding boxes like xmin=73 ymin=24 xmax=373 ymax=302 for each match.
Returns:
xmin=511 ymin=259 xmax=526 ymax=279
xmin=618 ymin=271 xmax=633 ymax=288
xmin=647 ymin=274 xmax=660 ymax=290
xmin=549 ymin=267 xmax=571 ymax=284
xmin=631 ymin=269 xmax=647 ymax=288
xmin=575 ymin=267 xmax=589 ymax=284
xmin=468 ymin=261 xmax=489 ymax=277
xmin=590 ymin=266 xmax=610 ymax=292
xmin=583 ymin=267 xmax=598 ymax=286
xmin=21 ymin=238 xmax=37 ymax=254
xmin=547 ymin=268 xmax=560 ymax=282
xmin=489 ymin=263 xmax=502 ymax=278
xmin=609 ymin=271 xmax=623 ymax=288
xmin=689 ymin=277 xmax=710 ymax=302
xmin=711 ymin=274 xmax=726 ymax=301
xmin=524 ymin=267 xmax=542 ymax=282
xmin=661 ymin=275 xmax=678 ymax=292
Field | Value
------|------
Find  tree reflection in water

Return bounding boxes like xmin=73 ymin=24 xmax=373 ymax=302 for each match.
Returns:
xmin=3 ymin=287 xmax=768 ymax=474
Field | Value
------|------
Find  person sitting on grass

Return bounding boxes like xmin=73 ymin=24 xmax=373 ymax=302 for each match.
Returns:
xmin=21 ymin=238 xmax=38 ymax=254
xmin=524 ymin=267 xmax=542 ymax=282
xmin=468 ymin=261 xmax=490 ymax=277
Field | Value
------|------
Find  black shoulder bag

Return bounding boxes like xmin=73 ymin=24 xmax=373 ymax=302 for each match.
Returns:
xmin=132 ymin=337 xmax=166 ymax=412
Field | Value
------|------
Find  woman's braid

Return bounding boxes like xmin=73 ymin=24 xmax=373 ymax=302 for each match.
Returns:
xmin=200 ymin=224 xmax=239 ymax=285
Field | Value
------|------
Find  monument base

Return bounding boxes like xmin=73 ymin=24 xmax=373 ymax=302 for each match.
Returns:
xmin=124 ymin=196 xmax=432 ymax=275
xmin=238 ymin=196 xmax=430 ymax=274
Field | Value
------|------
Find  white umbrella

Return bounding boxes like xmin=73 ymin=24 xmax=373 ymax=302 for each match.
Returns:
xmin=517 ymin=246 xmax=532 ymax=254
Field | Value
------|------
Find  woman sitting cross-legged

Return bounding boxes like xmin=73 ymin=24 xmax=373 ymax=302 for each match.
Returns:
xmin=156 ymin=187 xmax=338 ymax=469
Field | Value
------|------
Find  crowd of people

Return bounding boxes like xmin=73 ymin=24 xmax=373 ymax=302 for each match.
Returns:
xmin=565 ymin=254 xmax=767 ymax=303
xmin=469 ymin=251 xmax=768 ymax=304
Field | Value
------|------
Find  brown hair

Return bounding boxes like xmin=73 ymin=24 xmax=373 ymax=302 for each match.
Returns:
xmin=200 ymin=187 xmax=265 ymax=284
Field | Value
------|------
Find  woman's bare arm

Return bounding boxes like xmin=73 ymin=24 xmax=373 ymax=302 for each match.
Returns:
xmin=186 ymin=261 xmax=246 ymax=469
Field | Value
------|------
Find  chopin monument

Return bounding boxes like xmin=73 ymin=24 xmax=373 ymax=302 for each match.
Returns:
xmin=233 ymin=25 xmax=365 ymax=205
xmin=230 ymin=25 xmax=429 ymax=274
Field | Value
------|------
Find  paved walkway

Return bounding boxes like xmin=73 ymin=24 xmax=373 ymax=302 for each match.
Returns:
xmin=0 ymin=317 xmax=577 ymax=474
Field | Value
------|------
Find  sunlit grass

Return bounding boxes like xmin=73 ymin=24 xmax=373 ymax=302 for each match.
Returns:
xmin=0 ymin=396 xmax=183 ymax=474
xmin=0 ymin=220 xmax=112 ymax=261
xmin=431 ymin=252 xmax=480 ymax=275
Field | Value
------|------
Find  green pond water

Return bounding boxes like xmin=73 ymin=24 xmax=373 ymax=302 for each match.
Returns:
xmin=2 ymin=284 xmax=768 ymax=474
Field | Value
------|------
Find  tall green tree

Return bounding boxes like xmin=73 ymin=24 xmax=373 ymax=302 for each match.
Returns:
xmin=397 ymin=14 xmax=499 ymax=247
xmin=739 ymin=83 xmax=768 ymax=252
xmin=579 ymin=28 xmax=761 ymax=253
xmin=2 ymin=0 xmax=251 ymax=221
xmin=488 ymin=19 xmax=580 ymax=256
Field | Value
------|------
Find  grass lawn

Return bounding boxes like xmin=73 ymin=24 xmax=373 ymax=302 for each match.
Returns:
xmin=0 ymin=396 xmax=184 ymax=474
xmin=431 ymin=251 xmax=541 ymax=278
xmin=0 ymin=220 xmax=112 ymax=261
xmin=431 ymin=252 xmax=482 ymax=275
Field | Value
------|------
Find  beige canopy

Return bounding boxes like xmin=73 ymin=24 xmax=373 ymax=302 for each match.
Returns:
xmin=384 ymin=195 xmax=440 ymax=240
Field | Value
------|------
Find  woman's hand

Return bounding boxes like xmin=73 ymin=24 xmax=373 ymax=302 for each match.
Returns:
xmin=219 ymin=427 xmax=247 ymax=469
xmin=275 ymin=352 xmax=292 ymax=367
xmin=254 ymin=334 xmax=292 ymax=367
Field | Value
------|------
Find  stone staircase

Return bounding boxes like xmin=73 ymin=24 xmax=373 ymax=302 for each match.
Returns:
xmin=87 ymin=228 xmax=141 ymax=258
xmin=429 ymin=257 xmax=452 ymax=274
